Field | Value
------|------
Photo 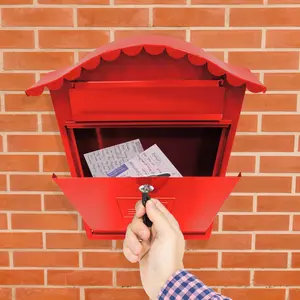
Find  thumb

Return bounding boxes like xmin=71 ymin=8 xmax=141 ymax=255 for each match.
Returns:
xmin=146 ymin=199 xmax=170 ymax=234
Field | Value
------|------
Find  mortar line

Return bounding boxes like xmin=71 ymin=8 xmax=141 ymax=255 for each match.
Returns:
xmin=110 ymin=30 xmax=115 ymax=42
xmin=217 ymin=252 xmax=222 ymax=269
xmin=186 ymin=30 xmax=190 ymax=42
xmin=149 ymin=7 xmax=153 ymax=27
xmin=225 ymin=7 xmax=230 ymax=27
xmin=0 ymin=94 xmax=5 ymax=112
xmin=287 ymin=252 xmax=292 ymax=268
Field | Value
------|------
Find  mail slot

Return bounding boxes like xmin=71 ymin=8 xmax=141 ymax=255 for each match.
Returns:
xmin=26 ymin=35 xmax=266 ymax=240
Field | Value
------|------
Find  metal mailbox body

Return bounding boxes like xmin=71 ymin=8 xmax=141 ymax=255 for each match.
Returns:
xmin=26 ymin=35 xmax=266 ymax=240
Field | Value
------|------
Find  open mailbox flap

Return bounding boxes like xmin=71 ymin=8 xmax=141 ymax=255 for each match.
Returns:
xmin=52 ymin=175 xmax=240 ymax=234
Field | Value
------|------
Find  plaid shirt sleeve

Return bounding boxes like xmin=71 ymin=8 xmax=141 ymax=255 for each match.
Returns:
xmin=157 ymin=269 xmax=231 ymax=300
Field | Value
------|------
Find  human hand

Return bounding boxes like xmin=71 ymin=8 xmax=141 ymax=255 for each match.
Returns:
xmin=123 ymin=199 xmax=185 ymax=299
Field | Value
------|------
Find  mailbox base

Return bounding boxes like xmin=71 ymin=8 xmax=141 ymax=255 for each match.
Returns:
xmin=83 ymin=222 xmax=214 ymax=240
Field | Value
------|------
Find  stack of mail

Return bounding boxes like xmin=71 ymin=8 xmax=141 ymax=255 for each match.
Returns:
xmin=84 ymin=139 xmax=182 ymax=178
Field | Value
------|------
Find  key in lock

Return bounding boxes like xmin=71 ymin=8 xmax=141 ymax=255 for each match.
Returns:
xmin=139 ymin=184 xmax=154 ymax=227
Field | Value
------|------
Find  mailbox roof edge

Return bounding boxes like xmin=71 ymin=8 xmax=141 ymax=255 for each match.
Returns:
xmin=25 ymin=35 xmax=266 ymax=97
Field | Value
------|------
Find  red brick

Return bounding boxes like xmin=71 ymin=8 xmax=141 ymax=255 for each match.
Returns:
xmin=39 ymin=0 xmax=107 ymax=3
xmin=227 ymin=156 xmax=255 ymax=173
xmin=0 ymin=155 xmax=39 ymax=172
xmin=186 ymin=234 xmax=251 ymax=250
xmin=0 ymin=31 xmax=34 ymax=48
xmin=262 ymin=115 xmax=300 ymax=132
xmin=78 ymin=8 xmax=148 ymax=27
xmin=115 ymin=30 xmax=186 ymax=41
xmin=44 ymin=194 xmax=74 ymax=211
xmin=193 ymin=0 xmax=262 ymax=2
xmin=292 ymin=253 xmax=300 ymax=267
xmin=16 ymin=288 xmax=79 ymax=300
xmin=290 ymin=289 xmax=300 ymax=300
xmin=12 ymin=213 xmax=78 ymax=230
xmin=0 ymin=195 xmax=41 ymax=211
xmin=230 ymin=8 xmax=300 ymax=26
xmin=237 ymin=115 xmax=258 ymax=132
xmin=0 ymin=288 xmax=11 ymax=300
xmin=0 ymin=115 xmax=37 ymax=132
xmin=269 ymin=0 xmax=300 ymax=2
xmin=183 ymin=252 xmax=218 ymax=268
xmin=223 ymin=215 xmax=289 ymax=231
xmin=221 ymin=288 xmax=285 ymax=300
xmin=43 ymin=155 xmax=69 ymax=172
xmin=117 ymin=0 xmax=185 ymax=3
xmin=46 ymin=233 xmax=112 ymax=249
xmin=260 ymin=156 xmax=300 ymax=173
xmin=0 ymin=0 xmax=32 ymax=3
xmin=264 ymin=73 xmax=300 ymax=91
xmin=39 ymin=30 xmax=109 ymax=49
xmin=0 ymin=176 xmax=6 ymax=191
xmin=42 ymin=115 xmax=58 ymax=132
xmin=4 ymin=52 xmax=74 ymax=71
xmin=0 ymin=252 xmax=9 ymax=267
xmin=154 ymin=8 xmax=224 ymax=27
xmin=242 ymin=94 xmax=297 ymax=112
xmin=0 ymin=136 xmax=2 ymax=152
xmin=234 ymin=176 xmax=292 ymax=193
xmin=256 ymin=234 xmax=300 ymax=250
xmin=267 ymin=30 xmax=300 ymax=48
xmin=0 ymin=233 xmax=42 ymax=249
xmin=0 ymin=74 xmax=35 ymax=91
xmin=83 ymin=252 xmax=137 ymax=268
xmin=10 ymin=175 xmax=60 ymax=192
xmin=0 ymin=214 xmax=7 ymax=230
xmin=48 ymin=270 xmax=112 ymax=286
xmin=297 ymin=177 xmax=300 ymax=193
xmin=220 ymin=196 xmax=253 ymax=212
xmin=222 ymin=252 xmax=287 ymax=268
xmin=5 ymin=94 xmax=53 ymax=112
xmin=191 ymin=30 xmax=261 ymax=48
xmin=232 ymin=135 xmax=294 ymax=152
xmin=293 ymin=216 xmax=300 ymax=231
xmin=257 ymin=196 xmax=300 ymax=212
xmin=2 ymin=8 xmax=73 ymax=27
xmin=255 ymin=271 xmax=300 ymax=286
xmin=85 ymin=289 xmax=148 ymax=300
xmin=193 ymin=271 xmax=250 ymax=286
xmin=0 ymin=270 xmax=43 ymax=285
xmin=229 ymin=52 xmax=299 ymax=70
xmin=116 ymin=271 xmax=141 ymax=287
xmin=8 ymin=135 xmax=64 ymax=152
xmin=14 ymin=251 xmax=78 ymax=267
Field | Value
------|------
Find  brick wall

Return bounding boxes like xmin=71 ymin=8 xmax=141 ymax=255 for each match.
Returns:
xmin=0 ymin=0 xmax=299 ymax=299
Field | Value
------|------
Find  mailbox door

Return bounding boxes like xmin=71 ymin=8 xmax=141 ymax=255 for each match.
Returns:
xmin=53 ymin=175 xmax=240 ymax=237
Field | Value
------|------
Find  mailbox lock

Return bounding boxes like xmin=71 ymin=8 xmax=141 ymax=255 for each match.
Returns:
xmin=139 ymin=184 xmax=154 ymax=228
xmin=139 ymin=184 xmax=154 ymax=194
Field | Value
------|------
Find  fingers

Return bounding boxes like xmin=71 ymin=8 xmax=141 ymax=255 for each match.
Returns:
xmin=134 ymin=200 xmax=145 ymax=219
xmin=151 ymin=199 xmax=180 ymax=231
xmin=145 ymin=199 xmax=170 ymax=235
xmin=123 ymin=245 xmax=139 ymax=263
xmin=123 ymin=200 xmax=151 ymax=263
xmin=125 ymin=227 xmax=143 ymax=255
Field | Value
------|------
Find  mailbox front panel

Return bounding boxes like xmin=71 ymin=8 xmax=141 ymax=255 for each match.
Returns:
xmin=53 ymin=176 xmax=240 ymax=238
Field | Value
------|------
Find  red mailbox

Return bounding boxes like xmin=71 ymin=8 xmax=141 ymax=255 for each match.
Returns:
xmin=26 ymin=35 xmax=266 ymax=240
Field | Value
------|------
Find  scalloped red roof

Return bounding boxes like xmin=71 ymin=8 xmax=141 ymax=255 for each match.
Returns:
xmin=25 ymin=35 xmax=266 ymax=96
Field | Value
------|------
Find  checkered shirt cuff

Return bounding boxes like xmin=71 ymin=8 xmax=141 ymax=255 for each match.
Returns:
xmin=157 ymin=269 xmax=231 ymax=300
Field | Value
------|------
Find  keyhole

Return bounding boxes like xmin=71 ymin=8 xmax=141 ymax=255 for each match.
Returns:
xmin=139 ymin=184 xmax=154 ymax=193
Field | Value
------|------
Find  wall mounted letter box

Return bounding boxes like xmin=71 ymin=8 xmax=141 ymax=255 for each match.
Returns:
xmin=26 ymin=35 xmax=266 ymax=240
